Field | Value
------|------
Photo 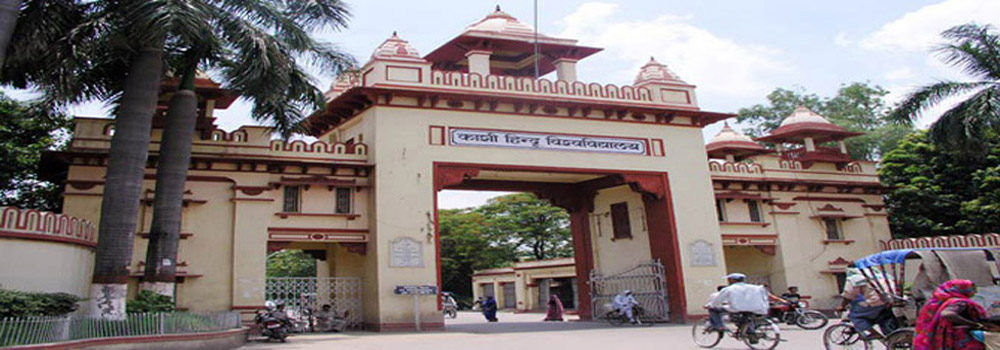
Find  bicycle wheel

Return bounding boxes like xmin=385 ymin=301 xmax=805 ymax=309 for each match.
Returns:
xmin=606 ymin=311 xmax=625 ymax=326
xmin=743 ymin=318 xmax=781 ymax=350
xmin=823 ymin=323 xmax=869 ymax=350
xmin=795 ymin=310 xmax=829 ymax=330
xmin=883 ymin=329 xmax=914 ymax=350
xmin=691 ymin=321 xmax=723 ymax=348
xmin=635 ymin=307 xmax=655 ymax=327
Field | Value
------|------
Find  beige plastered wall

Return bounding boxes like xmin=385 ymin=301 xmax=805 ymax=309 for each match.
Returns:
xmin=365 ymin=100 xmax=726 ymax=323
xmin=0 ymin=238 xmax=95 ymax=296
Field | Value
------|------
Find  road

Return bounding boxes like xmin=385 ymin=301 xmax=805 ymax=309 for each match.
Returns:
xmin=242 ymin=311 xmax=884 ymax=350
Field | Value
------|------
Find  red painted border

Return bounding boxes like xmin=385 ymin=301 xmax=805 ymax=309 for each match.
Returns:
xmin=385 ymin=65 xmax=423 ymax=83
xmin=0 ymin=230 xmax=96 ymax=248
xmin=6 ymin=328 xmax=246 ymax=350
xmin=267 ymin=227 xmax=369 ymax=233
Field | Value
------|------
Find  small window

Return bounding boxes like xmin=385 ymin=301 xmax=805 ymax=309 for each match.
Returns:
xmin=715 ymin=199 xmax=727 ymax=222
xmin=835 ymin=272 xmax=847 ymax=293
xmin=747 ymin=200 xmax=762 ymax=223
xmin=824 ymin=218 xmax=842 ymax=240
xmin=610 ymin=202 xmax=632 ymax=240
xmin=283 ymin=186 xmax=301 ymax=212
xmin=335 ymin=187 xmax=352 ymax=214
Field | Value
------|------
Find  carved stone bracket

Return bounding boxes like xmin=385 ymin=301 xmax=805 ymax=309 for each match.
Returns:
xmin=434 ymin=166 xmax=481 ymax=191
xmin=621 ymin=174 xmax=666 ymax=199
xmin=267 ymin=241 xmax=291 ymax=254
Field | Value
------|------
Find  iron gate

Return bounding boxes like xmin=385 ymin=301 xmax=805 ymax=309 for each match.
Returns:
xmin=265 ymin=277 xmax=363 ymax=329
xmin=589 ymin=260 xmax=669 ymax=322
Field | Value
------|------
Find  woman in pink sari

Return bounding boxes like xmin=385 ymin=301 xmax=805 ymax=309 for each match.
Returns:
xmin=914 ymin=279 xmax=998 ymax=350
xmin=544 ymin=295 xmax=564 ymax=321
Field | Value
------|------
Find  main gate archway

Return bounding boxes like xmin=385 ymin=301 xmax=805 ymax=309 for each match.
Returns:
xmin=433 ymin=163 xmax=687 ymax=322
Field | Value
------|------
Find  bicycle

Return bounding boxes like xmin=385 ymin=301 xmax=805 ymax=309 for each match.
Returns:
xmin=769 ymin=301 xmax=828 ymax=330
xmin=822 ymin=311 xmax=913 ymax=350
xmin=603 ymin=304 xmax=655 ymax=327
xmin=692 ymin=312 xmax=782 ymax=350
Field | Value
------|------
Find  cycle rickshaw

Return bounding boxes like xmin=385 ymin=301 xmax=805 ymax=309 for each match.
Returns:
xmin=824 ymin=247 xmax=1000 ymax=350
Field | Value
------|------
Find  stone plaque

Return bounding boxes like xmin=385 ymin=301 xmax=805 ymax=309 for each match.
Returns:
xmin=390 ymin=237 xmax=423 ymax=267
xmin=690 ymin=240 xmax=716 ymax=267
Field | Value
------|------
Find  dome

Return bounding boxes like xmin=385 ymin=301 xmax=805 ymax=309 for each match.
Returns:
xmin=324 ymin=69 xmax=361 ymax=101
xmin=779 ymin=106 xmax=833 ymax=127
xmin=462 ymin=6 xmax=575 ymax=45
xmin=706 ymin=123 xmax=768 ymax=159
xmin=371 ymin=32 xmax=424 ymax=62
xmin=634 ymin=57 xmax=685 ymax=85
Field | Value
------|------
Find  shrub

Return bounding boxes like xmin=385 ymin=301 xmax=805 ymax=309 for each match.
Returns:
xmin=0 ymin=289 xmax=81 ymax=317
xmin=126 ymin=290 xmax=175 ymax=313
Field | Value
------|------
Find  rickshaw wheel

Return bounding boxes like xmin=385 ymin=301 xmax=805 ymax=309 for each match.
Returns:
xmin=884 ymin=328 xmax=914 ymax=350
xmin=823 ymin=323 xmax=869 ymax=350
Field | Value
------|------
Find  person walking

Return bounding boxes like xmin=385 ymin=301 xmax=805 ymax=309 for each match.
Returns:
xmin=915 ymin=280 xmax=1000 ymax=350
xmin=482 ymin=296 xmax=498 ymax=322
xmin=544 ymin=294 xmax=565 ymax=321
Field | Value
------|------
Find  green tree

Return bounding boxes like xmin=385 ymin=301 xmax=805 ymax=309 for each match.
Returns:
xmin=266 ymin=250 xmax=317 ymax=278
xmin=879 ymin=130 xmax=1000 ymax=237
xmin=889 ymin=24 xmax=1000 ymax=150
xmin=737 ymin=82 xmax=912 ymax=160
xmin=476 ymin=193 xmax=573 ymax=261
xmin=439 ymin=209 xmax=518 ymax=300
xmin=0 ymin=92 xmax=69 ymax=211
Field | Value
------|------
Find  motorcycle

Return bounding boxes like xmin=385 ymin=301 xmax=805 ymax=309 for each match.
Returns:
xmin=255 ymin=309 xmax=291 ymax=342
xmin=443 ymin=304 xmax=458 ymax=319
xmin=769 ymin=300 xmax=828 ymax=330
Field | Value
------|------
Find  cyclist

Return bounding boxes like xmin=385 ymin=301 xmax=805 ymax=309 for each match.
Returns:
xmin=707 ymin=273 xmax=770 ymax=332
xmin=835 ymin=263 xmax=897 ymax=340
xmin=613 ymin=290 xmax=640 ymax=324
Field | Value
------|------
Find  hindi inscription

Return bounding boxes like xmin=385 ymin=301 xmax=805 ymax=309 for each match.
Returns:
xmin=390 ymin=237 xmax=423 ymax=268
xmin=449 ymin=128 xmax=648 ymax=155
xmin=690 ymin=240 xmax=717 ymax=267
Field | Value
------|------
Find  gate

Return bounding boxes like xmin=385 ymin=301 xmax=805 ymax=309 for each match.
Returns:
xmin=265 ymin=277 xmax=363 ymax=329
xmin=589 ymin=260 xmax=669 ymax=322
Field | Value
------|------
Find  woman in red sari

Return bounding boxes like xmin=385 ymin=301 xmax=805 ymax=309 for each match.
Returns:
xmin=544 ymin=295 xmax=564 ymax=321
xmin=914 ymin=279 xmax=998 ymax=350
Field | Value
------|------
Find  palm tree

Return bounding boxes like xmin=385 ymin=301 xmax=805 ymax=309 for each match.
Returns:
xmin=889 ymin=24 xmax=1000 ymax=149
xmin=142 ymin=1 xmax=353 ymax=299
xmin=3 ymin=0 xmax=351 ymax=317
xmin=0 ymin=0 xmax=23 ymax=72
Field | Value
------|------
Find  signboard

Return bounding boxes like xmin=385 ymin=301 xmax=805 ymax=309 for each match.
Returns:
xmin=689 ymin=240 xmax=717 ymax=267
xmin=394 ymin=285 xmax=438 ymax=295
xmin=390 ymin=237 xmax=423 ymax=267
xmin=450 ymin=128 xmax=648 ymax=155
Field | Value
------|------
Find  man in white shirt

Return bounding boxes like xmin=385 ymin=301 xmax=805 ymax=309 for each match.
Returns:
xmin=707 ymin=273 xmax=770 ymax=330
xmin=612 ymin=290 xmax=640 ymax=323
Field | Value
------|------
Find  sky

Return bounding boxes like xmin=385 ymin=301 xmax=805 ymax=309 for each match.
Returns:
xmin=14 ymin=0 xmax=999 ymax=209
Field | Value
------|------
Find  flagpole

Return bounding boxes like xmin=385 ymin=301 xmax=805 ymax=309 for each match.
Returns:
xmin=533 ymin=0 xmax=539 ymax=79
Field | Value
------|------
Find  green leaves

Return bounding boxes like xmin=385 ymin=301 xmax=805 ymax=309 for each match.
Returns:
xmin=0 ymin=92 xmax=70 ymax=211
xmin=0 ymin=289 xmax=81 ymax=318
xmin=126 ymin=290 xmax=175 ymax=313
xmin=266 ymin=250 xmax=317 ymax=278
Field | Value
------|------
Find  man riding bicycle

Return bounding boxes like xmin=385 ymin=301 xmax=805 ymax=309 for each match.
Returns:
xmin=707 ymin=273 xmax=770 ymax=332
xmin=835 ymin=263 xmax=898 ymax=340
xmin=613 ymin=290 xmax=640 ymax=324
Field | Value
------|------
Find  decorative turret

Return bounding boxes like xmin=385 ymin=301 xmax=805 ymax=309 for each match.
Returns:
xmin=755 ymin=106 xmax=864 ymax=167
xmin=324 ymin=68 xmax=361 ymax=102
xmin=632 ymin=57 xmax=698 ymax=107
xmin=423 ymin=6 xmax=601 ymax=80
xmin=371 ymin=32 xmax=424 ymax=62
xmin=706 ymin=123 xmax=768 ymax=162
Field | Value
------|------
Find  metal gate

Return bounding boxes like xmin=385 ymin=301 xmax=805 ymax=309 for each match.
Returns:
xmin=589 ymin=260 xmax=669 ymax=322
xmin=265 ymin=277 xmax=362 ymax=329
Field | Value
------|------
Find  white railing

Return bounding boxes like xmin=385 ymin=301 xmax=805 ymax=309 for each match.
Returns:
xmin=0 ymin=311 xmax=240 ymax=348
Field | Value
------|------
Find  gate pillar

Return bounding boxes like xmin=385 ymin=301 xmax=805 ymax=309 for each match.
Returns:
xmin=566 ymin=193 xmax=596 ymax=320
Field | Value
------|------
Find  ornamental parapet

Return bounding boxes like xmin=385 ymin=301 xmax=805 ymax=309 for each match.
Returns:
xmin=708 ymin=156 xmax=878 ymax=179
xmin=0 ymin=206 xmax=97 ymax=247
xmin=69 ymin=117 xmax=369 ymax=163
xmin=880 ymin=233 xmax=1000 ymax=251
xmin=428 ymin=70 xmax=659 ymax=105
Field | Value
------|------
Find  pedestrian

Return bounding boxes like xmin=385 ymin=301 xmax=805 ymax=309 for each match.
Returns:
xmin=544 ymin=295 xmax=564 ymax=321
xmin=914 ymin=279 xmax=1000 ymax=350
xmin=482 ymin=296 xmax=498 ymax=322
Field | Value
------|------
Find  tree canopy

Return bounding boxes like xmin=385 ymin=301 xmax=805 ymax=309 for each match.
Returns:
xmin=879 ymin=130 xmax=1000 ymax=237
xmin=266 ymin=250 xmax=317 ymax=278
xmin=0 ymin=92 xmax=69 ymax=211
xmin=736 ymin=82 xmax=912 ymax=160
xmin=439 ymin=193 xmax=572 ymax=299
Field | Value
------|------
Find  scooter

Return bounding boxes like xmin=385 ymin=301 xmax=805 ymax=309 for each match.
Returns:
xmin=255 ymin=309 xmax=291 ymax=342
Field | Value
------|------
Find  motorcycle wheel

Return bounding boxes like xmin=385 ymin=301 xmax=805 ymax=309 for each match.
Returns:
xmin=795 ymin=310 xmax=829 ymax=330
xmin=445 ymin=309 xmax=458 ymax=319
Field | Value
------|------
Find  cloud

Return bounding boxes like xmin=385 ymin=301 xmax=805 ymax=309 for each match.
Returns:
xmin=859 ymin=0 xmax=1000 ymax=52
xmin=558 ymin=2 xmax=789 ymax=100
xmin=834 ymin=32 xmax=853 ymax=47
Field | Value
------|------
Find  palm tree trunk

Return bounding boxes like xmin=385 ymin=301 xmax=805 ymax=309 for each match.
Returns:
xmin=89 ymin=45 xmax=163 ymax=319
xmin=0 ymin=0 xmax=22 ymax=72
xmin=142 ymin=69 xmax=197 ymax=299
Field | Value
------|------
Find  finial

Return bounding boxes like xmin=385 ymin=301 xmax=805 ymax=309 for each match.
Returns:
xmin=650 ymin=56 xmax=656 ymax=62
xmin=496 ymin=5 xmax=501 ymax=11
xmin=392 ymin=31 xmax=397 ymax=37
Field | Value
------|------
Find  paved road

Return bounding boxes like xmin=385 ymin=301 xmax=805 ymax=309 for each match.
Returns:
xmin=242 ymin=311 xmax=885 ymax=350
